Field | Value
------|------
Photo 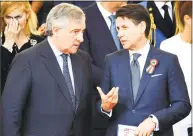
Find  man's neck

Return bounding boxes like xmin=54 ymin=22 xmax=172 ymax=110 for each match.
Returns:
xmin=129 ymin=38 xmax=148 ymax=51
xmin=100 ymin=2 xmax=117 ymax=13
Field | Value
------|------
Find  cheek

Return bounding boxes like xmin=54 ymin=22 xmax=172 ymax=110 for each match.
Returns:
xmin=18 ymin=18 xmax=27 ymax=27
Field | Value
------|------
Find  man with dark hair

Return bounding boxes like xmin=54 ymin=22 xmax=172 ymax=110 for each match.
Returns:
xmin=97 ymin=4 xmax=191 ymax=136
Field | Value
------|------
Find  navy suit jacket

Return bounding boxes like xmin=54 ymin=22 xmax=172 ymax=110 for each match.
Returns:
xmin=140 ymin=1 xmax=176 ymax=48
xmin=1 ymin=40 xmax=92 ymax=136
xmin=80 ymin=3 xmax=118 ymax=86
xmin=98 ymin=46 xmax=191 ymax=136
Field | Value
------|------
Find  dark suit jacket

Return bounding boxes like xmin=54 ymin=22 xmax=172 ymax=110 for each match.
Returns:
xmin=140 ymin=1 xmax=176 ymax=48
xmin=98 ymin=46 xmax=191 ymax=136
xmin=1 ymin=39 xmax=92 ymax=136
xmin=80 ymin=3 xmax=118 ymax=86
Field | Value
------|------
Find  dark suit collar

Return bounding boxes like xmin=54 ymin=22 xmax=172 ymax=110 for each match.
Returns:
xmin=134 ymin=45 xmax=163 ymax=106
xmin=39 ymin=39 xmax=83 ymax=112
xmin=147 ymin=1 xmax=176 ymax=38
xmin=85 ymin=3 xmax=118 ymax=52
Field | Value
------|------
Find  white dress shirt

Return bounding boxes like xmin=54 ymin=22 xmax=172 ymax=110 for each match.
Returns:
xmin=97 ymin=2 xmax=115 ymax=30
xmin=47 ymin=37 xmax=75 ymax=93
xmin=154 ymin=1 xmax=173 ymax=21
xmin=160 ymin=34 xmax=191 ymax=136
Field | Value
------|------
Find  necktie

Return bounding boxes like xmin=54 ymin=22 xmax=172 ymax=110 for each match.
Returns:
xmin=130 ymin=53 xmax=141 ymax=101
xmin=162 ymin=4 xmax=173 ymax=38
xmin=109 ymin=15 xmax=121 ymax=50
xmin=61 ymin=54 xmax=76 ymax=110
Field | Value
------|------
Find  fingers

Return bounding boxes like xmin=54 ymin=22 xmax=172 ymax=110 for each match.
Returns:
xmin=96 ymin=86 xmax=105 ymax=99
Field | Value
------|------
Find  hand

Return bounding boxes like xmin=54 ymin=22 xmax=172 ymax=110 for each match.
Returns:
xmin=38 ymin=23 xmax=46 ymax=36
xmin=4 ymin=19 xmax=21 ymax=48
xmin=135 ymin=118 xmax=156 ymax=136
xmin=97 ymin=86 xmax=119 ymax=112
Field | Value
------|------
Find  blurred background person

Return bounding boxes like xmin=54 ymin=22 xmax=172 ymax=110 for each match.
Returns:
xmin=140 ymin=0 xmax=176 ymax=48
xmin=0 ymin=0 xmax=43 ymax=94
xmin=160 ymin=1 xmax=192 ymax=136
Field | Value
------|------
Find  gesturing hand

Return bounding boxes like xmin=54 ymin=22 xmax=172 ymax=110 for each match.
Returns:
xmin=97 ymin=86 xmax=119 ymax=112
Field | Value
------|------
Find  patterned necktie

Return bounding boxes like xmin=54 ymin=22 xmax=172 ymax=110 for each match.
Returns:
xmin=130 ymin=53 xmax=141 ymax=101
xmin=61 ymin=54 xmax=76 ymax=110
xmin=109 ymin=15 xmax=121 ymax=50
xmin=162 ymin=4 xmax=173 ymax=38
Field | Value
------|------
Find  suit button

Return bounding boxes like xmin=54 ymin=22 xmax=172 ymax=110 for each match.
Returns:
xmin=132 ymin=110 xmax=136 ymax=113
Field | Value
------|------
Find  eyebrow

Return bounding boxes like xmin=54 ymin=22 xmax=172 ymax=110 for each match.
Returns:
xmin=5 ymin=14 xmax=22 ymax=18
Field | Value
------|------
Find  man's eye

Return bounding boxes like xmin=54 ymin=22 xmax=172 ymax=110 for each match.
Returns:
xmin=122 ymin=26 xmax=128 ymax=29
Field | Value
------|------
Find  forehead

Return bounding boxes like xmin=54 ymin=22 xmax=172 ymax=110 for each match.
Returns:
xmin=68 ymin=19 xmax=86 ymax=30
xmin=6 ymin=8 xmax=24 ymax=17
xmin=116 ymin=17 xmax=134 ymax=26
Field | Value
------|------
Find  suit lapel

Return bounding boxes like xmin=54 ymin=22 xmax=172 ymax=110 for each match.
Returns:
xmin=147 ymin=2 xmax=176 ymax=37
xmin=39 ymin=40 xmax=74 ymax=109
xmin=87 ymin=3 xmax=118 ymax=52
xmin=134 ymin=46 xmax=160 ymax=106
xmin=118 ymin=50 xmax=134 ymax=105
xmin=70 ymin=53 xmax=82 ymax=110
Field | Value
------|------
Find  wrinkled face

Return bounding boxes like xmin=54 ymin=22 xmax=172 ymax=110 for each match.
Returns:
xmin=116 ymin=17 xmax=145 ymax=50
xmin=4 ymin=8 xmax=28 ymax=29
xmin=54 ymin=19 xmax=86 ymax=54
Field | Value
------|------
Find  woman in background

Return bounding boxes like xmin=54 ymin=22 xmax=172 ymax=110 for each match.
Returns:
xmin=1 ymin=1 xmax=43 ymax=94
xmin=160 ymin=1 xmax=192 ymax=136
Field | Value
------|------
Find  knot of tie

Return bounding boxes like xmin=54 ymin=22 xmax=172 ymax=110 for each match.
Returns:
xmin=133 ymin=53 xmax=141 ymax=62
xmin=109 ymin=15 xmax=116 ymax=23
xmin=61 ymin=53 xmax=68 ymax=62
xmin=162 ymin=4 xmax=169 ymax=12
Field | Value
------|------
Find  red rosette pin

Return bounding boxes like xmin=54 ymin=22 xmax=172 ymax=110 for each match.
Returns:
xmin=146 ymin=59 xmax=158 ymax=74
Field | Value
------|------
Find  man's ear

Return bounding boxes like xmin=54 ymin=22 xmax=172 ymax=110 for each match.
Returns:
xmin=139 ymin=21 xmax=146 ymax=34
xmin=52 ymin=26 xmax=60 ymax=37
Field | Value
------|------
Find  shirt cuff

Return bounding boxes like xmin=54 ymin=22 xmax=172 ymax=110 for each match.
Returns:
xmin=101 ymin=106 xmax=112 ymax=117
xmin=150 ymin=114 xmax=159 ymax=131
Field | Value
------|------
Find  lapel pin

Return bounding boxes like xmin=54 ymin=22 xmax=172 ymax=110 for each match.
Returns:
xmin=146 ymin=59 xmax=158 ymax=74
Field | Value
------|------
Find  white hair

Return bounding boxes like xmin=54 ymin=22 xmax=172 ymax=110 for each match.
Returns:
xmin=46 ymin=3 xmax=85 ymax=36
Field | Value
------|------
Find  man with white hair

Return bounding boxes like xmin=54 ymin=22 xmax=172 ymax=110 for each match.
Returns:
xmin=1 ymin=3 xmax=92 ymax=136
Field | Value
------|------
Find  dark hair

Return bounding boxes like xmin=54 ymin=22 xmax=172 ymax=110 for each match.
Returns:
xmin=116 ymin=4 xmax=151 ymax=38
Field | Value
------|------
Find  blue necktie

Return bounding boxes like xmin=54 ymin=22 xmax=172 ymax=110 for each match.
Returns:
xmin=61 ymin=54 xmax=76 ymax=110
xmin=109 ymin=15 xmax=121 ymax=50
xmin=130 ymin=53 xmax=141 ymax=101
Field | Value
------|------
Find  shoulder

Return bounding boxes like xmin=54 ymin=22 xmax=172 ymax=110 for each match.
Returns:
xmin=13 ymin=39 xmax=47 ymax=63
xmin=105 ymin=49 xmax=128 ymax=62
xmin=30 ymin=34 xmax=44 ymax=46
xmin=160 ymin=35 xmax=179 ymax=51
xmin=76 ymin=49 xmax=90 ymax=59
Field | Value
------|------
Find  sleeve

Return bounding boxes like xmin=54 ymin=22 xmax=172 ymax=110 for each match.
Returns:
xmin=1 ymin=53 xmax=32 ymax=136
xmin=96 ymin=55 xmax=112 ymax=119
xmin=153 ymin=55 xmax=191 ymax=131
xmin=1 ymin=46 xmax=14 ymax=93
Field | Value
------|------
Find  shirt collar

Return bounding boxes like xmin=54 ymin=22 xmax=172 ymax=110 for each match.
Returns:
xmin=47 ymin=37 xmax=63 ymax=57
xmin=154 ymin=1 xmax=172 ymax=11
xmin=97 ymin=2 xmax=115 ymax=19
xmin=129 ymin=41 xmax=150 ymax=59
